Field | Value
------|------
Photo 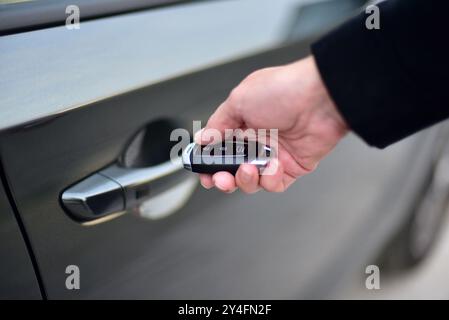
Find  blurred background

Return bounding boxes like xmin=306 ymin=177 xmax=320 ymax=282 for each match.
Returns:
xmin=1 ymin=0 xmax=449 ymax=300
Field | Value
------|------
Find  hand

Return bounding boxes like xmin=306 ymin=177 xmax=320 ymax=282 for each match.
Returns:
xmin=196 ymin=56 xmax=348 ymax=193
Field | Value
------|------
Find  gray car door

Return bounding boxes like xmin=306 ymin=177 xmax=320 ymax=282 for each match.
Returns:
xmin=2 ymin=0 xmax=422 ymax=299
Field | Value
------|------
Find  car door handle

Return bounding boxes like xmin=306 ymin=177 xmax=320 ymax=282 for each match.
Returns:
xmin=61 ymin=158 xmax=197 ymax=224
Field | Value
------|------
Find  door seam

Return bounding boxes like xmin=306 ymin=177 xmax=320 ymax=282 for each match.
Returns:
xmin=0 ymin=151 xmax=48 ymax=299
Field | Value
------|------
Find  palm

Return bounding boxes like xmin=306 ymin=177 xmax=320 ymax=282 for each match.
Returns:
xmin=199 ymin=57 xmax=347 ymax=193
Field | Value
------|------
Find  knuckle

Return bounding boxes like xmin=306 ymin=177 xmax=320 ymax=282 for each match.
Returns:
xmin=244 ymin=70 xmax=259 ymax=81
xmin=227 ymin=87 xmax=243 ymax=106
xmin=226 ymin=87 xmax=245 ymax=116
xmin=246 ymin=67 xmax=269 ymax=80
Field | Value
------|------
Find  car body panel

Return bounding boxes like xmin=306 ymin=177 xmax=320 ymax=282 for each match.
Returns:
xmin=0 ymin=39 xmax=433 ymax=297
xmin=0 ymin=0 xmax=320 ymax=131
xmin=0 ymin=180 xmax=41 ymax=299
xmin=2 ymin=0 xmax=431 ymax=299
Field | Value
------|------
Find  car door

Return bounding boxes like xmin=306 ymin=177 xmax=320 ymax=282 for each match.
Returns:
xmin=1 ymin=0 xmax=420 ymax=299
xmin=0 ymin=181 xmax=41 ymax=299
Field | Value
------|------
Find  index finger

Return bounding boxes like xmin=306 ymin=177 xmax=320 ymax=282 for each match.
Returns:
xmin=195 ymin=100 xmax=242 ymax=145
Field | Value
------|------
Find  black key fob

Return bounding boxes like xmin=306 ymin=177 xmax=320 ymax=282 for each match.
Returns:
xmin=182 ymin=140 xmax=272 ymax=175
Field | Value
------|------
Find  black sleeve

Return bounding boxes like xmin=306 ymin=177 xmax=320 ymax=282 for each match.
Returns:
xmin=311 ymin=0 xmax=449 ymax=148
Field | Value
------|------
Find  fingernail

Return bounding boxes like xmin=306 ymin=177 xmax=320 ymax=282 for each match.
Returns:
xmin=213 ymin=176 xmax=229 ymax=192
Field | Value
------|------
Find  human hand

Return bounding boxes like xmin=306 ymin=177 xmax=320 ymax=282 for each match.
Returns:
xmin=196 ymin=56 xmax=348 ymax=193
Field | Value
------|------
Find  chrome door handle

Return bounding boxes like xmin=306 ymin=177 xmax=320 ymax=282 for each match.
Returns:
xmin=61 ymin=158 xmax=197 ymax=224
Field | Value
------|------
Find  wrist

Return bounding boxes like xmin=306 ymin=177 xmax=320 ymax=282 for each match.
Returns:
xmin=309 ymin=55 xmax=348 ymax=129
xmin=300 ymin=56 xmax=348 ymax=139
xmin=284 ymin=55 xmax=348 ymax=160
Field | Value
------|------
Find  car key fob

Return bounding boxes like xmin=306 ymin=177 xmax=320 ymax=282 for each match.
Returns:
xmin=182 ymin=140 xmax=272 ymax=175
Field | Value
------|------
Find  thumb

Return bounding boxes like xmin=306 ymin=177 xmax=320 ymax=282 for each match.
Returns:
xmin=194 ymin=100 xmax=243 ymax=145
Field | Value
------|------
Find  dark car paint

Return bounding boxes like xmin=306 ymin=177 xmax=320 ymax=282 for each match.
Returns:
xmin=0 ymin=180 xmax=41 ymax=299
xmin=0 ymin=36 xmax=442 ymax=297
xmin=0 ymin=0 xmax=435 ymax=299
xmin=0 ymin=41 xmax=318 ymax=298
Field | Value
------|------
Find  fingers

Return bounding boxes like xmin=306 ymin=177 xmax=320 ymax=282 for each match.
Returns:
xmin=199 ymin=174 xmax=214 ymax=189
xmin=199 ymin=166 xmax=260 ymax=194
xmin=212 ymin=171 xmax=237 ymax=193
xmin=235 ymin=164 xmax=260 ymax=194
xmin=195 ymin=100 xmax=242 ymax=145
xmin=260 ymin=159 xmax=286 ymax=192
xmin=207 ymin=99 xmax=242 ymax=133
xmin=200 ymin=160 xmax=287 ymax=193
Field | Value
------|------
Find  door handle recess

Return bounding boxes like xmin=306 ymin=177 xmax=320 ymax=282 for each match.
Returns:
xmin=61 ymin=158 xmax=197 ymax=224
